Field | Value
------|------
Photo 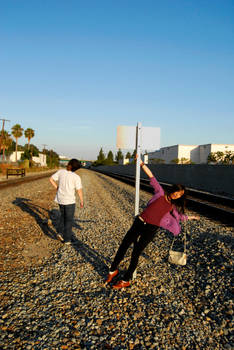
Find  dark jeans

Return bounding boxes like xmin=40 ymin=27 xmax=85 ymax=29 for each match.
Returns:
xmin=59 ymin=203 xmax=76 ymax=242
xmin=110 ymin=216 xmax=159 ymax=281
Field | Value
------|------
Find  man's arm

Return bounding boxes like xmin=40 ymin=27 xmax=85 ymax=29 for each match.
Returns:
xmin=49 ymin=177 xmax=58 ymax=190
xmin=77 ymin=188 xmax=84 ymax=208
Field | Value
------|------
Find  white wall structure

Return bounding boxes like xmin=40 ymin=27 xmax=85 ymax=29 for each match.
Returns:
xmin=119 ymin=158 xmax=130 ymax=165
xmin=32 ymin=153 xmax=47 ymax=166
xmin=148 ymin=144 xmax=234 ymax=164
xmin=8 ymin=152 xmax=47 ymax=166
xmin=199 ymin=144 xmax=234 ymax=163
xmin=9 ymin=151 xmax=24 ymax=162
xmin=119 ymin=154 xmax=148 ymax=165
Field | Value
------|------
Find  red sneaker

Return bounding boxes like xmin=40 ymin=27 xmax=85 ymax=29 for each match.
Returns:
xmin=113 ymin=280 xmax=130 ymax=289
xmin=105 ymin=270 xmax=119 ymax=284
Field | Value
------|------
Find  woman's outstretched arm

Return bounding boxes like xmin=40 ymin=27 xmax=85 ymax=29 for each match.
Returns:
xmin=139 ymin=160 xmax=154 ymax=178
xmin=136 ymin=155 xmax=164 ymax=198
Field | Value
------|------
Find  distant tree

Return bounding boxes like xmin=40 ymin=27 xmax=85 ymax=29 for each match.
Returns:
xmin=97 ymin=147 xmax=105 ymax=164
xmin=24 ymin=128 xmax=35 ymax=150
xmin=180 ymin=157 xmax=190 ymax=164
xmin=216 ymin=151 xmax=224 ymax=163
xmin=151 ymin=158 xmax=165 ymax=164
xmin=131 ymin=149 xmax=137 ymax=158
xmin=171 ymin=158 xmax=180 ymax=164
xmin=223 ymin=151 xmax=234 ymax=164
xmin=231 ymin=153 xmax=234 ymax=164
xmin=44 ymin=149 xmax=59 ymax=168
xmin=207 ymin=152 xmax=217 ymax=164
xmin=5 ymin=140 xmax=15 ymax=156
xmin=115 ymin=149 xmax=123 ymax=162
xmin=11 ymin=124 xmax=24 ymax=161
xmin=21 ymin=144 xmax=39 ymax=163
xmin=106 ymin=150 xmax=114 ymax=165
xmin=126 ymin=152 xmax=131 ymax=159
xmin=1 ymin=131 xmax=12 ymax=161
xmin=21 ymin=149 xmax=32 ymax=161
xmin=23 ymin=143 xmax=39 ymax=156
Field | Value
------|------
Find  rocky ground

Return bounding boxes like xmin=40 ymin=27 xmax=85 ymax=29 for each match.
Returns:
xmin=0 ymin=169 xmax=233 ymax=349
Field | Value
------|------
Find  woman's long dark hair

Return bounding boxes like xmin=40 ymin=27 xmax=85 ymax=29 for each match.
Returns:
xmin=166 ymin=184 xmax=186 ymax=214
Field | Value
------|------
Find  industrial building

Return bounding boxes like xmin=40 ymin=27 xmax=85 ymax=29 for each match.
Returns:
xmin=147 ymin=144 xmax=234 ymax=164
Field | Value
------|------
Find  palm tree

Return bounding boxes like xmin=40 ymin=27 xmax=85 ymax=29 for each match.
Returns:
xmin=24 ymin=128 xmax=35 ymax=150
xmin=1 ymin=131 xmax=12 ymax=161
xmin=11 ymin=124 xmax=24 ymax=161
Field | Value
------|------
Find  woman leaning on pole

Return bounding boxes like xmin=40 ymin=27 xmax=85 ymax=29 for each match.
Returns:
xmin=106 ymin=155 xmax=199 ymax=289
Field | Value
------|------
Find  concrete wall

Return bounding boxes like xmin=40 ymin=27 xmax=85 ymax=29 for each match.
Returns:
xmin=93 ymin=164 xmax=234 ymax=197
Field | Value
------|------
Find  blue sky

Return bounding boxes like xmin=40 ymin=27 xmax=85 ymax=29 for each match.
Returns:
xmin=0 ymin=0 xmax=233 ymax=160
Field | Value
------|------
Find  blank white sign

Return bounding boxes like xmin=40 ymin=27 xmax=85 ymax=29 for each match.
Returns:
xmin=116 ymin=125 xmax=160 ymax=150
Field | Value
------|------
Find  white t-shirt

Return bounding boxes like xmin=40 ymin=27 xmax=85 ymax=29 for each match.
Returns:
xmin=51 ymin=169 xmax=82 ymax=205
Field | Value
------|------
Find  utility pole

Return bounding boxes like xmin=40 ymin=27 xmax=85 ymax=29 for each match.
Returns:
xmin=0 ymin=118 xmax=10 ymax=161
xmin=50 ymin=149 xmax=52 ymax=168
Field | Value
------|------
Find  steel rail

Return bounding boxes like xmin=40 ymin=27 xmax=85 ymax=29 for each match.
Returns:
xmin=0 ymin=171 xmax=55 ymax=189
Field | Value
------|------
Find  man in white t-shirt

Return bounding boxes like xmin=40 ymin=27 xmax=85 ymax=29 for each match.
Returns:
xmin=50 ymin=159 xmax=83 ymax=244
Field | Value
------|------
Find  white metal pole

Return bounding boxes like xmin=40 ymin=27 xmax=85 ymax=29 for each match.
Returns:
xmin=135 ymin=122 xmax=142 ymax=216
xmin=133 ymin=122 xmax=142 ymax=280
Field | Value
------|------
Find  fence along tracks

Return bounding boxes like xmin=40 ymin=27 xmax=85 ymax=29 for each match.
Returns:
xmin=93 ymin=169 xmax=234 ymax=226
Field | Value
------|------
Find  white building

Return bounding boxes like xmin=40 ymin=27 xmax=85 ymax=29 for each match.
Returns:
xmin=119 ymin=154 xmax=149 ymax=165
xmin=8 ymin=151 xmax=47 ymax=166
xmin=148 ymin=144 xmax=234 ymax=164
xmin=32 ymin=153 xmax=47 ymax=167
xmin=9 ymin=151 xmax=24 ymax=162
xmin=119 ymin=158 xmax=130 ymax=165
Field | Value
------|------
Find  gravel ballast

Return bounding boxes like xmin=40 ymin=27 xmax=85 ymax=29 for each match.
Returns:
xmin=0 ymin=169 xmax=233 ymax=349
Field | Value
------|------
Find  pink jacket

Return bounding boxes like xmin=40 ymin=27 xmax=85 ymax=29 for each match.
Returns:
xmin=147 ymin=177 xmax=187 ymax=236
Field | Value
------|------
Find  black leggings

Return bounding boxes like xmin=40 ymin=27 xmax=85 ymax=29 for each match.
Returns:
xmin=110 ymin=216 xmax=159 ymax=281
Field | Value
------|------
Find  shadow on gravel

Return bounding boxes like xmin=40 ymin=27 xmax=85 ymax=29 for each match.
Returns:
xmin=73 ymin=218 xmax=97 ymax=230
xmin=12 ymin=197 xmax=58 ymax=240
xmin=70 ymin=237 xmax=111 ymax=279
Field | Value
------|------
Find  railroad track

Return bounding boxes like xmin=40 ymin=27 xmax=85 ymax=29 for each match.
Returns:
xmin=0 ymin=171 xmax=55 ymax=189
xmin=1 ymin=167 xmax=233 ymax=226
xmin=93 ymin=169 xmax=234 ymax=226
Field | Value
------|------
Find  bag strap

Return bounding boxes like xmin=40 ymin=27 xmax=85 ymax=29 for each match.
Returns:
xmin=170 ymin=230 xmax=186 ymax=253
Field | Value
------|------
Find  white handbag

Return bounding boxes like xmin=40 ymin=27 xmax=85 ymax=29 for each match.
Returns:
xmin=168 ymin=231 xmax=187 ymax=266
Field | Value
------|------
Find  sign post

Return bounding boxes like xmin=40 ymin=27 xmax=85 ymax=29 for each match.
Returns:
xmin=135 ymin=122 xmax=142 ymax=217
xmin=117 ymin=123 xmax=160 ymax=216
xmin=116 ymin=123 xmax=160 ymax=279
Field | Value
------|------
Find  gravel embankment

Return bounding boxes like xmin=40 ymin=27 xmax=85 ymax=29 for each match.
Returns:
xmin=0 ymin=169 xmax=233 ymax=349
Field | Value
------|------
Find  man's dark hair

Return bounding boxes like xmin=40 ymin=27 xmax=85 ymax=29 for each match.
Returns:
xmin=67 ymin=159 xmax=82 ymax=172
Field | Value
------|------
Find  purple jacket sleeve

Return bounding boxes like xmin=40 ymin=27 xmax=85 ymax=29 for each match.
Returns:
xmin=172 ymin=207 xmax=188 ymax=222
xmin=147 ymin=177 xmax=165 ymax=206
